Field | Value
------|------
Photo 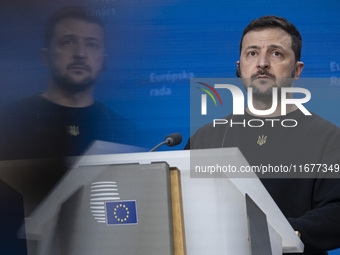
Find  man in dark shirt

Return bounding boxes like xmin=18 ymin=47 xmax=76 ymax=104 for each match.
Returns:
xmin=186 ymin=16 xmax=340 ymax=254
xmin=0 ymin=6 xmax=131 ymax=160
xmin=0 ymin=7 xmax=133 ymax=253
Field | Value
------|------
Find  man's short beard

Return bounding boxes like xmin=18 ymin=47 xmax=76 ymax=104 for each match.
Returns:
xmin=52 ymin=73 xmax=96 ymax=93
xmin=250 ymin=84 xmax=277 ymax=101
xmin=250 ymin=80 xmax=294 ymax=104
xmin=248 ymin=70 xmax=296 ymax=101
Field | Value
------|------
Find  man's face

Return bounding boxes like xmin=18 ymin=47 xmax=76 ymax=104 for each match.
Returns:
xmin=238 ymin=28 xmax=304 ymax=97
xmin=43 ymin=18 xmax=106 ymax=92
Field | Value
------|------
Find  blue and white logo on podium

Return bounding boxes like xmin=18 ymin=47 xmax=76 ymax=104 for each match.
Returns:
xmin=90 ymin=181 xmax=120 ymax=223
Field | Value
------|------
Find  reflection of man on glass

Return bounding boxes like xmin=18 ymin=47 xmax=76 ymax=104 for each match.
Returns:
xmin=0 ymin=6 xmax=130 ymax=160
xmin=186 ymin=16 xmax=340 ymax=254
xmin=0 ymin=7 xmax=135 ymax=251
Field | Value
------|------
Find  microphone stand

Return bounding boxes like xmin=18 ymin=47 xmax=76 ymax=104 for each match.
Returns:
xmin=149 ymin=141 xmax=168 ymax=152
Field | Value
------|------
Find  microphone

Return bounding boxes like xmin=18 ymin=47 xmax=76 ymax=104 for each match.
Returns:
xmin=149 ymin=133 xmax=182 ymax=152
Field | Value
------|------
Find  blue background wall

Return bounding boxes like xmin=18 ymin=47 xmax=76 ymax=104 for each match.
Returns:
xmin=1 ymin=1 xmax=340 ymax=253
xmin=2 ymin=0 xmax=340 ymax=151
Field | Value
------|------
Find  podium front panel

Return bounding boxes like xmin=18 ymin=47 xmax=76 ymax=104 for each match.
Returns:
xmin=53 ymin=163 xmax=174 ymax=255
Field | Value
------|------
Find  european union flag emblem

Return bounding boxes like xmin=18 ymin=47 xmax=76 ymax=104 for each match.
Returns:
xmin=106 ymin=200 xmax=138 ymax=225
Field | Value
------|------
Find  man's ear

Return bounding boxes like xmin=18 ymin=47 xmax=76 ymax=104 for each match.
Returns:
xmin=294 ymin=61 xmax=304 ymax=80
xmin=236 ymin=61 xmax=241 ymax=78
xmin=40 ymin=48 xmax=50 ymax=67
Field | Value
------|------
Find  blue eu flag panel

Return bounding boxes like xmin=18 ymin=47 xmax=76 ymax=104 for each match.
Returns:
xmin=106 ymin=200 xmax=138 ymax=225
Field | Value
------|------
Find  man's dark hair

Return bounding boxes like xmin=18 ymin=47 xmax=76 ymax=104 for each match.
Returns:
xmin=44 ymin=6 xmax=105 ymax=48
xmin=240 ymin=15 xmax=302 ymax=61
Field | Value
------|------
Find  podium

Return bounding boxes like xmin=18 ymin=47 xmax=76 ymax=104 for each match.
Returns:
xmin=23 ymin=148 xmax=304 ymax=254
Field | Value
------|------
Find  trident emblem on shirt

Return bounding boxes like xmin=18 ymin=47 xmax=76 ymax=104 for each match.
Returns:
xmin=257 ymin=135 xmax=267 ymax=146
xmin=67 ymin=125 xmax=80 ymax=136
